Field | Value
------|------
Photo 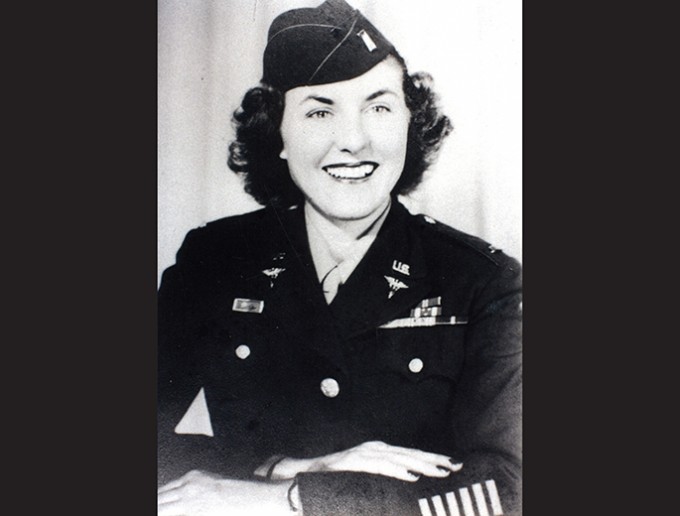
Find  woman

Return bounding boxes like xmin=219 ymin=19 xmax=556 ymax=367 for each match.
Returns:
xmin=158 ymin=1 xmax=521 ymax=514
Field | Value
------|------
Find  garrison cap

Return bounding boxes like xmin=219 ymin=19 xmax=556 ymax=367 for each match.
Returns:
xmin=262 ymin=0 xmax=396 ymax=92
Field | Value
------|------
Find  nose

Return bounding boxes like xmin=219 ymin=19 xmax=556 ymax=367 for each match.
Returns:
xmin=334 ymin=112 xmax=369 ymax=155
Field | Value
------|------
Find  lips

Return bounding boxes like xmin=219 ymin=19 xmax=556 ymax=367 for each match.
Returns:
xmin=322 ymin=162 xmax=378 ymax=181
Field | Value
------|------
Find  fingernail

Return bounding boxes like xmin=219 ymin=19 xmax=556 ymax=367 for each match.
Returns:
xmin=448 ymin=459 xmax=463 ymax=470
xmin=407 ymin=470 xmax=421 ymax=480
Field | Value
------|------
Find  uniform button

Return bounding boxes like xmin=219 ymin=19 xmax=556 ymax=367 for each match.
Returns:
xmin=409 ymin=358 xmax=424 ymax=373
xmin=320 ymin=378 xmax=340 ymax=398
xmin=235 ymin=345 xmax=251 ymax=360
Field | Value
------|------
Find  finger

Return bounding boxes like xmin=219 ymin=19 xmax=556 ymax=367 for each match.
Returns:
xmin=158 ymin=478 xmax=185 ymax=494
xmin=383 ymin=443 xmax=454 ymax=464
xmin=336 ymin=453 xmax=425 ymax=482
xmin=157 ymin=489 xmax=182 ymax=505
xmin=362 ymin=458 xmax=423 ymax=482
xmin=369 ymin=451 xmax=451 ymax=478
xmin=157 ymin=499 xmax=185 ymax=516
xmin=381 ymin=444 xmax=463 ymax=471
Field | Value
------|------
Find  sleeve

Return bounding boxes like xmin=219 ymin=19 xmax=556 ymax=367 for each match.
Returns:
xmin=295 ymin=257 xmax=523 ymax=516
xmin=157 ymin=229 xmax=230 ymax=486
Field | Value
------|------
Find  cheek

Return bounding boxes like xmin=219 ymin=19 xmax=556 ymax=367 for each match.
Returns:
xmin=371 ymin=117 xmax=410 ymax=155
xmin=283 ymin=127 xmax=332 ymax=167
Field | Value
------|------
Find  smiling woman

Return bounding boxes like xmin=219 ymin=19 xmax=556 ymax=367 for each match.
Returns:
xmin=158 ymin=1 xmax=522 ymax=515
xmin=280 ymin=57 xmax=411 ymax=222
xmin=227 ymin=52 xmax=451 ymax=218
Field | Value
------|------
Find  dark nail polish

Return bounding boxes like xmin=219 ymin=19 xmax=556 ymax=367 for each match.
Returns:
xmin=448 ymin=458 xmax=463 ymax=468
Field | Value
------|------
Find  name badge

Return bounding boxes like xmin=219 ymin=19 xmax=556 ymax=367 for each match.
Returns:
xmin=232 ymin=298 xmax=264 ymax=314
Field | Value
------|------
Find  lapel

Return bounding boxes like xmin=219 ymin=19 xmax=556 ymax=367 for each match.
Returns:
xmin=328 ymin=200 xmax=432 ymax=340
xmin=244 ymin=205 xmax=350 ymax=370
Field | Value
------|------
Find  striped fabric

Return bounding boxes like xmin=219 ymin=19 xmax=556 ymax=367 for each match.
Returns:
xmin=418 ymin=479 xmax=504 ymax=516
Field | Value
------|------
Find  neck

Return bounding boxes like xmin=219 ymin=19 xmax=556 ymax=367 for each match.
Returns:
xmin=304 ymin=199 xmax=392 ymax=242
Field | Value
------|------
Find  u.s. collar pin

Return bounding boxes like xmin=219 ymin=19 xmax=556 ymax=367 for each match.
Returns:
xmin=384 ymin=275 xmax=409 ymax=299
xmin=392 ymin=260 xmax=410 ymax=276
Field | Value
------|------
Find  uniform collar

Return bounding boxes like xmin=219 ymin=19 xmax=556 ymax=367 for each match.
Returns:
xmin=305 ymin=200 xmax=391 ymax=289
xmin=258 ymin=199 xmax=432 ymax=342
xmin=324 ymin=199 xmax=432 ymax=339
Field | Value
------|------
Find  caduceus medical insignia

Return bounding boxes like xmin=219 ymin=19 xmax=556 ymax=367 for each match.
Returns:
xmin=262 ymin=267 xmax=286 ymax=288
xmin=384 ymin=275 xmax=409 ymax=299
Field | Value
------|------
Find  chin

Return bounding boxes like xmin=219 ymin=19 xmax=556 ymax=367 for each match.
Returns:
xmin=321 ymin=200 xmax=387 ymax=222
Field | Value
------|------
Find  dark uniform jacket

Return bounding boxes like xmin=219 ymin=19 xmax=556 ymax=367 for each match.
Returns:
xmin=158 ymin=199 xmax=522 ymax=515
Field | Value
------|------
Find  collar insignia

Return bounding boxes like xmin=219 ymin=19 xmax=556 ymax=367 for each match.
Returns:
xmin=392 ymin=260 xmax=410 ymax=276
xmin=262 ymin=267 xmax=286 ymax=288
xmin=384 ymin=275 xmax=409 ymax=299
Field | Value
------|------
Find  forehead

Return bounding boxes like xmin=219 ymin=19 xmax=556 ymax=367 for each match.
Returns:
xmin=284 ymin=57 xmax=405 ymax=103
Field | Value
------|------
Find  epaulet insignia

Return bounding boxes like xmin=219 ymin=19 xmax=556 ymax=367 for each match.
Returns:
xmin=418 ymin=214 xmax=503 ymax=265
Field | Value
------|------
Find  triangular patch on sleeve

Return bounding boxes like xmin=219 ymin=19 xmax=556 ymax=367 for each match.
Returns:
xmin=174 ymin=387 xmax=214 ymax=437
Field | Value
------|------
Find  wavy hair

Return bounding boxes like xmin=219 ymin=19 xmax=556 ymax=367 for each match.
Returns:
xmin=228 ymin=54 xmax=452 ymax=207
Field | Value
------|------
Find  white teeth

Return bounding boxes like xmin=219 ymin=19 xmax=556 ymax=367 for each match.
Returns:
xmin=324 ymin=164 xmax=376 ymax=180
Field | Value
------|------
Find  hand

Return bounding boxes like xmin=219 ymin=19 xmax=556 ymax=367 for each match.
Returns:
xmin=272 ymin=440 xmax=463 ymax=482
xmin=157 ymin=470 xmax=293 ymax=516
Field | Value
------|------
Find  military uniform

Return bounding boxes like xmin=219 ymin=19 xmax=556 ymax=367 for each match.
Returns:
xmin=158 ymin=200 xmax=522 ymax=515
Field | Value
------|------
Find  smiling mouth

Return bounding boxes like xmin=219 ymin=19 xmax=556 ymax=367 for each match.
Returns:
xmin=322 ymin=162 xmax=378 ymax=181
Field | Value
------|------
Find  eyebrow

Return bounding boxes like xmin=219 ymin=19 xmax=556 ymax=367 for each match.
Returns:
xmin=366 ymin=89 xmax=396 ymax=101
xmin=300 ymin=95 xmax=334 ymax=106
xmin=299 ymin=88 xmax=398 ymax=106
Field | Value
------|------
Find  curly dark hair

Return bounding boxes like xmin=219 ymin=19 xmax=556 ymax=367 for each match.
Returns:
xmin=228 ymin=53 xmax=452 ymax=208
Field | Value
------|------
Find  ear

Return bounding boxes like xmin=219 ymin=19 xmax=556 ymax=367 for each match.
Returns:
xmin=279 ymin=148 xmax=288 ymax=160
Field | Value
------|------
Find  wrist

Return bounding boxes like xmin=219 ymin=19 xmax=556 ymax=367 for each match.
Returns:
xmin=271 ymin=457 xmax=315 ymax=480
xmin=256 ymin=480 xmax=301 ymax=516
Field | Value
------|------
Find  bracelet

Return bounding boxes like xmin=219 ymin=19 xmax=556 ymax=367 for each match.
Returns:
xmin=265 ymin=455 xmax=287 ymax=481
xmin=287 ymin=477 xmax=300 ymax=513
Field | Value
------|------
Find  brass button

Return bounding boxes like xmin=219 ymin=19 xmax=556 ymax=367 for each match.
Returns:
xmin=320 ymin=378 xmax=340 ymax=398
xmin=409 ymin=358 xmax=424 ymax=373
xmin=235 ymin=345 xmax=251 ymax=360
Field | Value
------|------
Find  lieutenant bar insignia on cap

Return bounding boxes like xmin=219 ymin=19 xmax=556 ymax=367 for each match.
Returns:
xmin=357 ymin=29 xmax=377 ymax=51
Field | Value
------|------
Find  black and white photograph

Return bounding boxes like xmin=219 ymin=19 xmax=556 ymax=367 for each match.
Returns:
xmin=157 ymin=1 xmax=522 ymax=514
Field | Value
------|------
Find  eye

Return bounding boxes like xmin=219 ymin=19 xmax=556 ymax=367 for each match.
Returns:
xmin=306 ymin=109 xmax=332 ymax=119
xmin=368 ymin=104 xmax=391 ymax=114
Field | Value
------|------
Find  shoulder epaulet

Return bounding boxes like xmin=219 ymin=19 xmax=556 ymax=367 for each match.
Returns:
xmin=175 ymin=208 xmax=269 ymax=261
xmin=200 ymin=207 xmax=268 ymax=232
xmin=416 ymin=213 xmax=506 ymax=266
